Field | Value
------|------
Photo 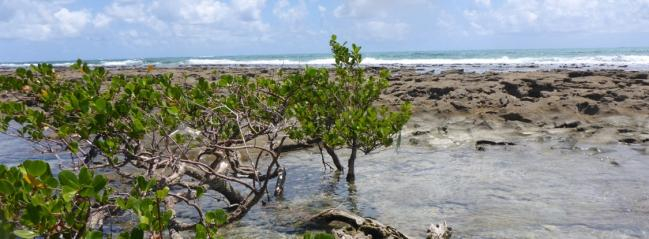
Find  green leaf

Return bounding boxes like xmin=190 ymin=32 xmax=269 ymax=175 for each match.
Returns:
xmin=22 ymin=160 xmax=48 ymax=177
xmin=118 ymin=227 xmax=144 ymax=239
xmin=196 ymin=186 xmax=206 ymax=198
xmin=206 ymin=209 xmax=227 ymax=225
xmin=166 ymin=106 xmax=179 ymax=116
xmin=0 ymin=180 xmax=13 ymax=194
xmin=195 ymin=224 xmax=207 ymax=239
xmin=58 ymin=170 xmax=80 ymax=189
xmin=94 ymin=98 xmax=107 ymax=113
xmin=78 ymin=167 xmax=92 ymax=185
xmin=139 ymin=215 xmax=150 ymax=226
xmin=13 ymin=230 xmax=38 ymax=239
xmin=303 ymin=232 xmax=334 ymax=239
xmin=68 ymin=141 xmax=79 ymax=154
xmin=130 ymin=228 xmax=144 ymax=239
xmin=61 ymin=185 xmax=78 ymax=202
xmin=84 ymin=231 xmax=103 ymax=239
xmin=155 ymin=187 xmax=169 ymax=199
xmin=92 ymin=175 xmax=108 ymax=193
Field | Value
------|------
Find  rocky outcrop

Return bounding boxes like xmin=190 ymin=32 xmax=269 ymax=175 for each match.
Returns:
xmin=308 ymin=209 xmax=452 ymax=239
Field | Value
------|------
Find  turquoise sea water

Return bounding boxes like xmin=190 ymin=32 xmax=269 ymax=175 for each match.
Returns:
xmin=2 ymin=48 xmax=649 ymax=71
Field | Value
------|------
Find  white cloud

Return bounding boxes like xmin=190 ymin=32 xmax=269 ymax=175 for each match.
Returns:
xmin=361 ymin=20 xmax=409 ymax=40
xmin=54 ymin=8 xmax=90 ymax=36
xmin=331 ymin=0 xmax=433 ymax=41
xmin=93 ymin=13 xmax=112 ymax=28
xmin=461 ymin=0 xmax=649 ymax=35
xmin=102 ymin=0 xmax=269 ymax=42
xmin=0 ymin=0 xmax=93 ymax=40
xmin=273 ymin=0 xmax=307 ymax=24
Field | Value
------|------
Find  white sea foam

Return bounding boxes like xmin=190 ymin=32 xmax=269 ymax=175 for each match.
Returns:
xmin=182 ymin=55 xmax=649 ymax=66
xmin=362 ymin=55 xmax=649 ymax=65
xmin=96 ymin=59 xmax=144 ymax=67
xmin=183 ymin=58 xmax=334 ymax=65
xmin=3 ymin=54 xmax=649 ymax=68
xmin=0 ymin=62 xmax=73 ymax=68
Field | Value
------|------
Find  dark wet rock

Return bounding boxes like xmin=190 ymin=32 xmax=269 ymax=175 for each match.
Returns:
xmin=406 ymin=87 xmax=427 ymax=97
xmin=629 ymin=73 xmax=648 ymax=79
xmin=476 ymin=140 xmax=516 ymax=146
xmin=583 ymin=93 xmax=604 ymax=101
xmin=555 ymin=121 xmax=581 ymax=128
xmin=613 ymin=94 xmax=628 ymax=102
xmin=412 ymin=130 xmax=430 ymax=136
xmin=610 ymin=161 xmax=620 ymax=167
xmin=618 ymin=129 xmax=634 ymax=133
xmin=568 ymin=71 xmax=594 ymax=78
xmin=501 ymin=82 xmax=523 ymax=98
xmin=428 ymin=87 xmax=455 ymax=100
xmin=527 ymin=81 xmax=555 ymax=98
xmin=500 ymin=113 xmax=533 ymax=123
xmin=619 ymin=138 xmax=637 ymax=144
xmin=576 ymin=102 xmax=600 ymax=115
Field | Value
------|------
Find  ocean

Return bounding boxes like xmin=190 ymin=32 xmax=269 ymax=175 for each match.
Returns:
xmin=2 ymin=47 xmax=649 ymax=72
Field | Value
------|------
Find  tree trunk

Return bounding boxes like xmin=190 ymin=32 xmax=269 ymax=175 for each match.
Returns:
xmin=346 ymin=145 xmax=357 ymax=183
xmin=185 ymin=167 xmax=244 ymax=204
xmin=324 ymin=144 xmax=344 ymax=171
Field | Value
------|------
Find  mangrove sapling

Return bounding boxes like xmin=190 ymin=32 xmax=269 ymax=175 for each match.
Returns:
xmin=287 ymin=35 xmax=412 ymax=182
xmin=0 ymin=61 xmax=292 ymax=238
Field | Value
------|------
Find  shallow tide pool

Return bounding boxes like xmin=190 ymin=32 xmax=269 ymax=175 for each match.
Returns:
xmin=2 ymin=134 xmax=648 ymax=238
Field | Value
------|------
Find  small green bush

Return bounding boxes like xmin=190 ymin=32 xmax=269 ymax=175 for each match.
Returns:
xmin=287 ymin=35 xmax=412 ymax=182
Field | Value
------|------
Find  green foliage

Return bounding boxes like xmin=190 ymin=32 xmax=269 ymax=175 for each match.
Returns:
xmin=0 ymin=35 xmax=412 ymax=237
xmin=302 ymin=231 xmax=335 ymax=239
xmin=195 ymin=209 xmax=227 ymax=239
xmin=286 ymin=35 xmax=411 ymax=180
xmin=0 ymin=60 xmax=279 ymax=238
xmin=116 ymin=176 xmax=172 ymax=235
xmin=0 ymin=161 xmax=109 ymax=238
xmin=288 ymin=35 xmax=411 ymax=152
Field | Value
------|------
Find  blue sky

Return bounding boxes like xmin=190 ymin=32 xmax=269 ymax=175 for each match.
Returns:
xmin=1 ymin=0 xmax=649 ymax=62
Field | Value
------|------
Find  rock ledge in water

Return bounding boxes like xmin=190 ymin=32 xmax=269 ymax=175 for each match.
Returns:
xmin=308 ymin=208 xmax=452 ymax=239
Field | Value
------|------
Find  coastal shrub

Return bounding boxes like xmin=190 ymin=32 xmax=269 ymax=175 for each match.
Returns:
xmin=0 ymin=35 xmax=404 ymax=237
xmin=0 ymin=61 xmax=289 ymax=238
xmin=286 ymin=35 xmax=412 ymax=182
xmin=0 ymin=161 xmax=228 ymax=239
xmin=0 ymin=160 xmax=109 ymax=238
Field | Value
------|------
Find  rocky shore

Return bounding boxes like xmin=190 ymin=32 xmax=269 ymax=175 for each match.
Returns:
xmin=2 ymin=66 xmax=648 ymax=150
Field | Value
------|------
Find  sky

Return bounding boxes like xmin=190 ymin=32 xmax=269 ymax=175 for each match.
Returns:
xmin=1 ymin=0 xmax=649 ymax=62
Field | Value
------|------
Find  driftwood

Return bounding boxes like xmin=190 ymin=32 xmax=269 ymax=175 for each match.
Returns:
xmin=309 ymin=208 xmax=452 ymax=239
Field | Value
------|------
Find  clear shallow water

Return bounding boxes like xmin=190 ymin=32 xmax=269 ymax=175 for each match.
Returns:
xmin=223 ymin=141 xmax=649 ymax=238
xmin=2 ymin=48 xmax=649 ymax=72
xmin=1 ymin=134 xmax=648 ymax=238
